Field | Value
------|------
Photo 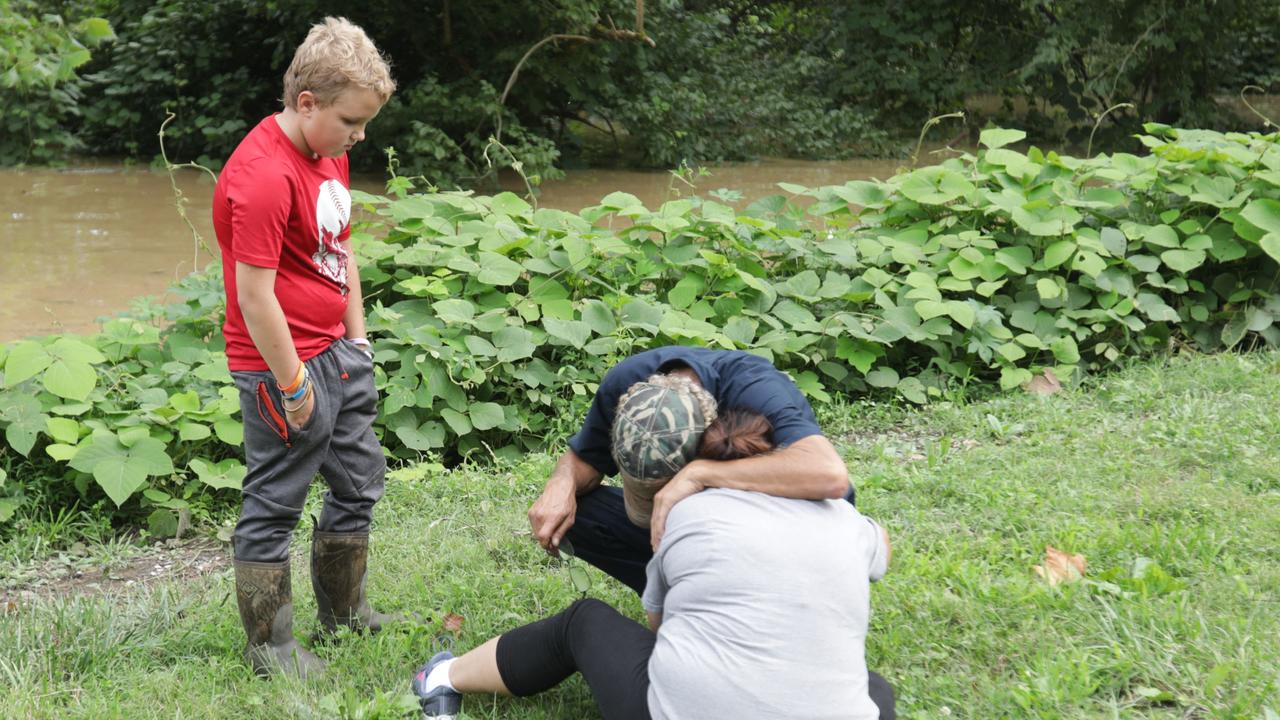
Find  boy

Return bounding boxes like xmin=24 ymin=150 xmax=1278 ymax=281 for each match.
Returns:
xmin=211 ymin=16 xmax=397 ymax=678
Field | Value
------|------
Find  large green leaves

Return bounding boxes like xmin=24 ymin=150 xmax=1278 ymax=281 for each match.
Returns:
xmin=3 ymin=338 xmax=105 ymax=400
xmin=70 ymin=431 xmax=175 ymax=507
xmin=899 ymin=167 xmax=975 ymax=205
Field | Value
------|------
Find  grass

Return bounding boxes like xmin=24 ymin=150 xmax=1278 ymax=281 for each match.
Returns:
xmin=1 ymin=350 xmax=1279 ymax=718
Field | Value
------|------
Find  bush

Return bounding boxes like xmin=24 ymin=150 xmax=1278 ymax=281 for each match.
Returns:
xmin=1 ymin=125 xmax=1278 ymax=532
xmin=0 ymin=0 xmax=114 ymax=164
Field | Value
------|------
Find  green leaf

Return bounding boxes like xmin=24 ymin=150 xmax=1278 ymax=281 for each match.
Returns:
xmin=1036 ymin=278 xmax=1061 ymax=299
xmin=50 ymin=338 xmax=105 ymax=365
xmin=1159 ymin=249 xmax=1207 ymax=274
xmin=1221 ymin=311 xmax=1250 ymax=348
xmin=170 ymin=390 xmax=201 ymax=413
xmin=395 ymin=421 xmax=445 ymax=451
xmin=996 ymin=342 xmax=1027 ymax=362
xmin=214 ymin=419 xmax=243 ymax=446
xmin=944 ymin=301 xmax=976 ymax=329
xmin=3 ymin=341 xmax=52 ymax=387
xmin=46 ymin=417 xmax=81 ymax=444
xmin=1240 ymin=198 xmax=1280 ymax=234
xmin=1043 ymin=241 xmax=1076 ymax=269
xmin=1100 ymin=227 xmax=1128 ymax=256
xmin=476 ymin=252 xmax=524 ymax=286
xmin=899 ymin=167 xmax=975 ymax=205
xmin=71 ymin=433 xmax=174 ymax=507
xmin=995 ymin=246 xmax=1033 ymax=274
xmin=1071 ymin=250 xmax=1107 ymax=278
xmin=189 ymin=457 xmax=246 ymax=491
xmin=581 ymin=300 xmax=617 ymax=336
xmin=441 ymin=408 xmax=473 ymax=436
xmin=1000 ymin=367 xmax=1034 ymax=390
xmin=178 ymin=422 xmax=211 ymax=441
xmin=542 ymin=318 xmax=593 ymax=349
xmin=979 ymin=128 xmax=1027 ymax=149
xmin=1050 ymin=336 xmax=1080 ymax=364
xmin=914 ymin=300 xmax=947 ymax=320
xmin=493 ymin=326 xmax=536 ymax=362
xmin=469 ymin=402 xmax=505 ymax=431
xmin=433 ymin=299 xmax=476 ymax=324
xmin=865 ymin=367 xmax=900 ymax=388
xmin=489 ymin=192 xmax=532 ymax=216
xmin=46 ymin=443 xmax=78 ymax=461
xmin=897 ymin=377 xmax=927 ymax=404
xmin=1143 ymin=225 xmax=1180 ymax=248
xmin=0 ymin=498 xmax=18 ymax=524
xmin=668 ymin=275 xmax=705 ymax=309
xmin=1260 ymin=233 xmax=1280 ymax=264
xmin=78 ymin=17 xmax=116 ymax=44
xmin=1 ymin=393 xmax=46 ymax=457
xmin=42 ymin=358 xmax=98 ymax=401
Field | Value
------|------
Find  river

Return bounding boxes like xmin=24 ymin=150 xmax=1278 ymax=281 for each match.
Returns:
xmin=0 ymin=157 xmax=904 ymax=342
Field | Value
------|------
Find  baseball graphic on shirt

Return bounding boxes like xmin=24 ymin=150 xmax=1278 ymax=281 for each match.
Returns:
xmin=313 ymin=178 xmax=351 ymax=287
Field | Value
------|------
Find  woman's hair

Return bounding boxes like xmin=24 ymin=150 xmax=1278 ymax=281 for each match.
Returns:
xmin=697 ymin=409 xmax=774 ymax=461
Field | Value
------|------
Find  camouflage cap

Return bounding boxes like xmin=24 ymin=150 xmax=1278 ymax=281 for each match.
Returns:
xmin=610 ymin=373 xmax=718 ymax=527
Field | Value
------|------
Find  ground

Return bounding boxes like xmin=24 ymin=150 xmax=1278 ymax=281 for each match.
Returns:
xmin=0 ymin=350 xmax=1278 ymax=719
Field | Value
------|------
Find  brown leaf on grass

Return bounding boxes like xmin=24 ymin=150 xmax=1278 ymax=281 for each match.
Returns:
xmin=3 ymin=600 xmax=17 ymax=615
xmin=442 ymin=612 xmax=465 ymax=635
xmin=1033 ymin=545 xmax=1086 ymax=586
xmin=1022 ymin=368 xmax=1063 ymax=396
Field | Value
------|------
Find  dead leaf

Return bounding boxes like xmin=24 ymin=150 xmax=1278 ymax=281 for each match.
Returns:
xmin=1022 ymin=368 xmax=1063 ymax=396
xmin=3 ymin=600 xmax=17 ymax=614
xmin=1034 ymin=545 xmax=1086 ymax=586
xmin=442 ymin=612 xmax=465 ymax=635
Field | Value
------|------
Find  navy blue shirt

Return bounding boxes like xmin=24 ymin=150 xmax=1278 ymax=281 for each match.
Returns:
xmin=568 ymin=346 xmax=824 ymax=477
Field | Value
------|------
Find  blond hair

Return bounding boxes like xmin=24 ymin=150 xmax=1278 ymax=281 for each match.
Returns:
xmin=282 ymin=17 xmax=395 ymax=109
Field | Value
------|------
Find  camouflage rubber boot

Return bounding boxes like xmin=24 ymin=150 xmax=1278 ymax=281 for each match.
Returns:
xmin=234 ymin=559 xmax=326 ymax=679
xmin=310 ymin=531 xmax=403 ymax=640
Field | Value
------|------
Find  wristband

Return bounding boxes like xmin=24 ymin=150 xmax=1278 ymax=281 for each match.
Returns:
xmin=283 ymin=376 xmax=310 ymax=402
xmin=349 ymin=337 xmax=375 ymax=359
xmin=282 ymin=381 xmax=313 ymax=412
xmin=278 ymin=363 xmax=306 ymax=394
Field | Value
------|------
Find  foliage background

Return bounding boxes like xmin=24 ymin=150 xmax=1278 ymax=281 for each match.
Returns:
xmin=2 ymin=125 xmax=1279 ymax=536
xmin=4 ymin=0 xmax=1280 ymax=183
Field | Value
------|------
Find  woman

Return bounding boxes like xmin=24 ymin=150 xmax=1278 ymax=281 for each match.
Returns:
xmin=413 ymin=376 xmax=896 ymax=719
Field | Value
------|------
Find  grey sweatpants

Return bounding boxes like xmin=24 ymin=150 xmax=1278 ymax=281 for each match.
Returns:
xmin=231 ymin=338 xmax=386 ymax=563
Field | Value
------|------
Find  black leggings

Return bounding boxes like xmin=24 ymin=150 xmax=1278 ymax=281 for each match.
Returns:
xmin=494 ymin=598 xmax=897 ymax=720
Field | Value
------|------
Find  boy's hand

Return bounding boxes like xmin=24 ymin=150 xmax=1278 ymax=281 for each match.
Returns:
xmin=284 ymin=389 xmax=316 ymax=431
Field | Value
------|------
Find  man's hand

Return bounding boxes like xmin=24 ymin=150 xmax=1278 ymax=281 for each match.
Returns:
xmin=529 ymin=479 xmax=577 ymax=556
xmin=284 ymin=387 xmax=316 ymax=431
xmin=649 ymin=464 xmax=706 ymax=550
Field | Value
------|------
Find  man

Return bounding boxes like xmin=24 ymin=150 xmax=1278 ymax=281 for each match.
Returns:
xmin=528 ymin=346 xmax=851 ymax=593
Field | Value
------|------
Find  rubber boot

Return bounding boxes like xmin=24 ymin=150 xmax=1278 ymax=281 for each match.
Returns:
xmin=234 ymin=559 xmax=326 ymax=679
xmin=311 ymin=531 xmax=403 ymax=640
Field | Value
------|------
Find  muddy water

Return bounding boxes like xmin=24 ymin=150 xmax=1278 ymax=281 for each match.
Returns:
xmin=0 ymin=157 xmax=903 ymax=342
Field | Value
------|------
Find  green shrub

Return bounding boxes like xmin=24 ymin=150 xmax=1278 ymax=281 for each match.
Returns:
xmin=0 ymin=0 xmax=114 ymax=164
xmin=1 ymin=125 xmax=1278 ymax=532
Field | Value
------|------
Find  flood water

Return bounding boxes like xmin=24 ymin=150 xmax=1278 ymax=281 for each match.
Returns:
xmin=0 ymin=157 xmax=903 ymax=342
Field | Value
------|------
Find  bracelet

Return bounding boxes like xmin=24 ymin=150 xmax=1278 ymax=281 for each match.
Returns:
xmin=278 ymin=363 xmax=306 ymax=394
xmin=349 ymin=337 xmax=375 ymax=360
xmin=283 ymin=375 xmax=310 ymax=403
xmin=282 ymin=381 xmax=312 ymax=413
xmin=283 ymin=378 xmax=309 ymax=404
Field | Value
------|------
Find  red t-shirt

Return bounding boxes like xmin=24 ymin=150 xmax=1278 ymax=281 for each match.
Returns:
xmin=213 ymin=115 xmax=353 ymax=371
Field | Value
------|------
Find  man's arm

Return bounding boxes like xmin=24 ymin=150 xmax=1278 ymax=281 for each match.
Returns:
xmin=646 ymin=611 xmax=662 ymax=632
xmin=528 ymin=449 xmax=604 ymax=555
xmin=648 ymin=434 xmax=848 ymax=549
xmin=339 ymin=240 xmax=367 ymax=340
xmin=235 ymin=261 xmax=313 ymax=429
